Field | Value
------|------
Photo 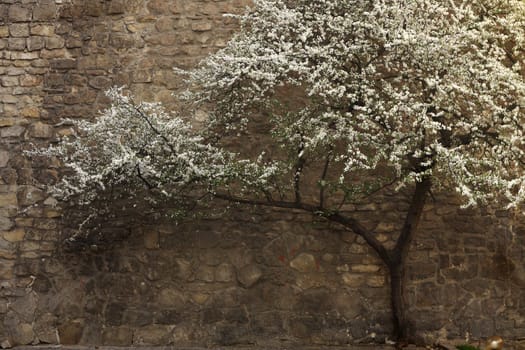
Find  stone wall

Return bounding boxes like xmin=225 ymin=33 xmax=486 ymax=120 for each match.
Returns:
xmin=1 ymin=0 xmax=525 ymax=348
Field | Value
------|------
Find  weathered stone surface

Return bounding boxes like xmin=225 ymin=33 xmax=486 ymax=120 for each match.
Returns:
xmin=9 ymin=24 xmax=29 ymax=38
xmin=57 ymin=320 xmax=84 ymax=345
xmin=215 ymin=262 xmax=235 ymax=282
xmin=101 ymin=327 xmax=132 ymax=346
xmin=32 ymin=1 xmax=58 ymax=21
xmin=29 ymin=122 xmax=53 ymax=139
xmin=290 ymin=253 xmax=318 ymax=272
xmin=2 ymin=229 xmax=24 ymax=243
xmin=237 ymin=264 xmax=262 ymax=288
xmin=0 ymin=0 xmax=524 ymax=347
xmin=17 ymin=186 xmax=45 ymax=206
xmin=34 ymin=313 xmax=59 ymax=344
xmin=8 ymin=6 xmax=31 ymax=22
xmin=133 ymin=325 xmax=174 ymax=345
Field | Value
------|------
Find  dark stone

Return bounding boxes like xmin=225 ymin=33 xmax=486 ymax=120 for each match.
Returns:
xmin=156 ymin=309 xmax=181 ymax=325
xmin=224 ymin=308 xmax=248 ymax=324
xmin=202 ymin=308 xmax=223 ymax=324
xmin=105 ymin=302 xmax=126 ymax=326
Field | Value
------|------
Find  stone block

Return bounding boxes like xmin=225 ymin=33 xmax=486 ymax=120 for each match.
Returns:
xmin=9 ymin=24 xmax=29 ymax=38
xmin=101 ymin=327 xmax=132 ymax=346
xmin=0 ymin=216 xmax=13 ymax=231
xmin=58 ymin=319 xmax=84 ymax=345
xmin=0 ymin=151 xmax=8 ymax=167
xmin=342 ymin=273 xmax=365 ymax=287
xmin=0 ymin=76 xmax=18 ymax=87
xmin=132 ymin=70 xmax=153 ymax=83
xmin=10 ymin=51 xmax=39 ymax=60
xmin=7 ymin=38 xmax=25 ymax=50
xmin=30 ymin=24 xmax=55 ymax=36
xmin=215 ymin=263 xmax=235 ymax=282
xmin=290 ymin=253 xmax=318 ymax=272
xmin=133 ymin=325 xmax=174 ymax=345
xmin=8 ymin=6 xmax=31 ymax=22
xmin=237 ymin=264 xmax=262 ymax=288
xmin=29 ymin=122 xmax=53 ymax=139
xmin=191 ymin=21 xmax=213 ymax=32
xmin=0 ymin=192 xmax=17 ymax=207
xmin=50 ymin=58 xmax=76 ymax=70
xmin=32 ymin=0 xmax=58 ymax=21
xmin=108 ymin=0 xmax=126 ymax=15
xmin=34 ymin=313 xmax=59 ymax=344
xmin=3 ymin=229 xmax=24 ymax=243
xmin=147 ymin=0 xmax=170 ymax=14
xmin=45 ymin=36 xmax=65 ymax=49
xmin=0 ymin=26 xmax=8 ymax=38
xmin=88 ymin=76 xmax=111 ymax=90
xmin=19 ymin=75 xmax=42 ymax=87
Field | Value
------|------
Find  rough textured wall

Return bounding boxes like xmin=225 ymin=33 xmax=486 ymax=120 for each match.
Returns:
xmin=1 ymin=0 xmax=525 ymax=348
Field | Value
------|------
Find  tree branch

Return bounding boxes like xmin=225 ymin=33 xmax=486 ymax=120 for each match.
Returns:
xmin=319 ymin=148 xmax=332 ymax=209
xmin=293 ymin=135 xmax=306 ymax=204
xmin=212 ymin=192 xmax=391 ymax=264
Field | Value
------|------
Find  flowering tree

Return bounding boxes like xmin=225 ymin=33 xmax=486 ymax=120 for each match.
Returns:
xmin=43 ymin=0 xmax=525 ymax=343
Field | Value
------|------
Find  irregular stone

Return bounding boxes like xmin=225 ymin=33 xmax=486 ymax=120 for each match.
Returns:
xmin=45 ymin=36 xmax=65 ymax=49
xmin=30 ymin=25 xmax=55 ymax=36
xmin=195 ymin=266 xmax=214 ymax=282
xmin=367 ymin=275 xmax=385 ymax=287
xmin=108 ymin=0 xmax=126 ymax=15
xmin=10 ymin=292 xmax=37 ymax=322
xmin=191 ymin=292 xmax=209 ymax=305
xmin=191 ymin=21 xmax=212 ymax=32
xmin=29 ymin=122 xmax=53 ymax=138
xmin=3 ymin=229 xmax=24 ymax=242
xmin=1 ymin=125 xmax=25 ymax=138
xmin=0 ymin=193 xmax=17 ymax=207
xmin=342 ymin=273 xmax=365 ymax=287
xmin=147 ymin=0 xmax=170 ymax=14
xmin=290 ymin=253 xmax=318 ymax=272
xmin=8 ymin=6 xmax=31 ymax=22
xmin=132 ymin=70 xmax=152 ymax=83
xmin=0 ymin=26 xmax=8 ymax=38
xmin=12 ymin=323 xmax=34 ymax=345
xmin=18 ymin=186 xmax=46 ymax=206
xmin=215 ymin=263 xmax=235 ymax=282
xmin=50 ymin=59 xmax=76 ymax=70
xmin=156 ymin=288 xmax=186 ymax=307
xmin=0 ymin=151 xmax=8 ymax=167
xmin=237 ymin=264 xmax=262 ymax=288
xmin=58 ymin=320 xmax=84 ymax=345
xmin=21 ymin=107 xmax=40 ymax=118
xmin=34 ymin=313 xmax=59 ymax=344
xmin=0 ymin=216 xmax=13 ymax=231
xmin=133 ymin=325 xmax=174 ymax=345
xmin=32 ymin=1 xmax=58 ymax=21
xmin=1 ymin=76 xmax=18 ymax=87
xmin=8 ymin=38 xmax=25 ymax=50
xmin=88 ymin=76 xmax=112 ymax=90
xmin=0 ymin=339 xmax=12 ymax=349
xmin=9 ymin=24 xmax=29 ymax=38
xmin=102 ymin=327 xmax=132 ymax=346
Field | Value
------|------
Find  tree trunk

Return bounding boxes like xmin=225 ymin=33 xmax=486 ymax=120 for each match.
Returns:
xmin=388 ymin=177 xmax=432 ymax=342
xmin=389 ymin=261 xmax=409 ymax=342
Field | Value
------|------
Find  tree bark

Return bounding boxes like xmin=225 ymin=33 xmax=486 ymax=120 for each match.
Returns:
xmin=388 ymin=177 xmax=432 ymax=342
xmin=389 ymin=262 xmax=409 ymax=342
